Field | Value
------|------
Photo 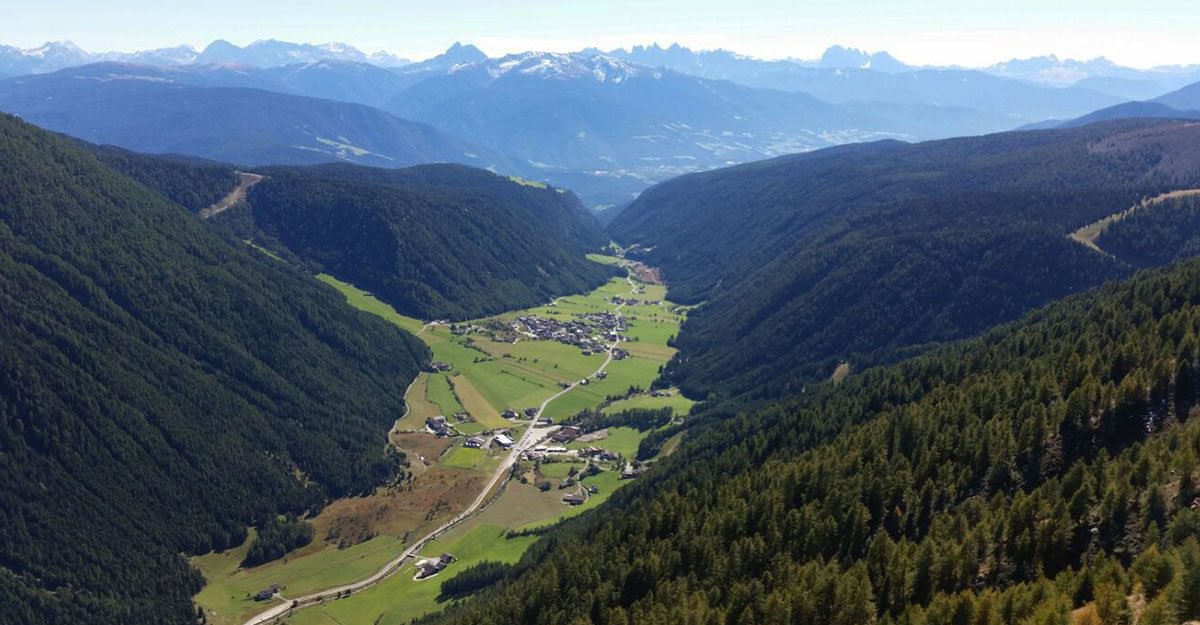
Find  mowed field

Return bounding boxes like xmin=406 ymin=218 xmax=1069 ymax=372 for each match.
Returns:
xmin=603 ymin=390 xmax=695 ymax=417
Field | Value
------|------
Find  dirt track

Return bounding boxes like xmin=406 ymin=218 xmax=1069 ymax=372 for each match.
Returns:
xmin=199 ymin=172 xmax=263 ymax=220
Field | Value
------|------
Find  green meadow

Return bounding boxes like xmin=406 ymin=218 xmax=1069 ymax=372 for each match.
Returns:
xmin=229 ymin=256 xmax=684 ymax=625
xmin=603 ymin=390 xmax=695 ymax=417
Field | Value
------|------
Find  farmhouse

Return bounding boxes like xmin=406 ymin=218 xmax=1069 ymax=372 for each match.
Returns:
xmin=415 ymin=553 xmax=455 ymax=580
xmin=562 ymin=493 xmax=586 ymax=506
xmin=503 ymin=409 xmax=520 ymax=419
xmin=551 ymin=426 xmax=581 ymax=443
xmin=494 ymin=434 xmax=514 ymax=448
xmin=465 ymin=436 xmax=486 ymax=448
xmin=254 ymin=584 xmax=280 ymax=601
xmin=426 ymin=415 xmax=451 ymax=436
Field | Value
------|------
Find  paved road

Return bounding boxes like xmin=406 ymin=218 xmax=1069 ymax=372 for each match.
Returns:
xmin=242 ymin=270 xmax=639 ymax=624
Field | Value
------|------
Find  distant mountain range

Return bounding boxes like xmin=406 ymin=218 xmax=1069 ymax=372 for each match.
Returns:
xmin=5 ymin=38 xmax=1197 ymax=100
xmin=3 ymin=38 xmax=1198 ymax=211
xmin=381 ymin=49 xmax=1127 ymax=206
xmin=0 ymin=64 xmax=494 ymax=169
xmin=0 ymin=39 xmax=410 ymax=75
xmin=606 ymin=42 xmax=1200 ymax=101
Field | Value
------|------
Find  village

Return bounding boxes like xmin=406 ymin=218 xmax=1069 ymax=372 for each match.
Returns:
xmin=449 ymin=304 xmax=633 ymax=359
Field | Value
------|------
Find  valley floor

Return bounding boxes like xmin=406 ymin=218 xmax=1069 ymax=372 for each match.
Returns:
xmin=192 ymin=254 xmax=687 ymax=625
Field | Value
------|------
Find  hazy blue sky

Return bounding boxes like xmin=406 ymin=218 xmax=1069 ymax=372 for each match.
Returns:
xmin=1 ymin=0 xmax=1196 ymax=67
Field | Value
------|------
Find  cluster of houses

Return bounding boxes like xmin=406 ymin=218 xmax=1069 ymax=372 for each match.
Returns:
xmin=423 ymin=361 xmax=453 ymax=373
xmin=509 ymin=312 xmax=626 ymax=355
xmin=415 ymin=553 xmax=455 ymax=579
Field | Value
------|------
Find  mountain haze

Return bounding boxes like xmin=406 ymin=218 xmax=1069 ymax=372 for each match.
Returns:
xmin=0 ymin=64 xmax=494 ymax=169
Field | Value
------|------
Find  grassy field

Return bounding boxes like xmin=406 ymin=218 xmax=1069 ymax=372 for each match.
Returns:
xmin=441 ymin=446 xmax=500 ymax=472
xmin=286 ymin=524 xmax=538 ymax=625
xmin=603 ymin=391 xmax=694 ymax=417
xmin=536 ymin=460 xmax=584 ymax=478
xmin=507 ymin=175 xmax=548 ymax=189
xmin=395 ymin=374 xmax=440 ymax=430
xmin=194 ymin=533 xmax=407 ymax=625
xmin=568 ymin=426 xmax=648 ymax=459
xmin=318 ymin=274 xmax=426 ymax=335
xmin=449 ymin=374 xmax=509 ymax=429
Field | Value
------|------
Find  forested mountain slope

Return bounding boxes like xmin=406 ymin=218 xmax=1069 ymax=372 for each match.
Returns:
xmin=85 ymin=143 xmax=241 ymax=211
xmin=0 ymin=114 xmax=428 ymax=625
xmin=424 ymin=251 xmax=1200 ymax=625
xmin=239 ymin=163 xmax=615 ymax=320
xmin=609 ymin=120 xmax=1200 ymax=399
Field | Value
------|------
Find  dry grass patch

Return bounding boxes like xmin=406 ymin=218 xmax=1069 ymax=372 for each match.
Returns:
xmin=314 ymin=465 xmax=486 ymax=547
xmin=450 ymin=374 xmax=507 ymax=429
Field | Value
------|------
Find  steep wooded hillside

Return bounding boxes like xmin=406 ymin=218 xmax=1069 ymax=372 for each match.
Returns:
xmin=0 ymin=114 xmax=428 ymax=625
xmin=610 ymin=120 xmax=1200 ymax=399
xmin=423 ymin=249 xmax=1200 ymax=625
xmin=241 ymin=163 xmax=615 ymax=320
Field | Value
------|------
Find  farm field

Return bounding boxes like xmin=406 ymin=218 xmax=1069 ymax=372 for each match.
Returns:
xmin=567 ymin=426 xmax=649 ymax=459
xmin=603 ymin=390 xmax=695 ymax=416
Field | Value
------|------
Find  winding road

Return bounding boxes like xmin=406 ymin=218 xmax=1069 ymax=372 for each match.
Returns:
xmin=242 ymin=268 xmax=640 ymax=625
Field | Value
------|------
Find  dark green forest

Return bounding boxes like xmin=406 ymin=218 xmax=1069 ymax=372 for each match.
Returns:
xmin=0 ymin=114 xmax=428 ymax=625
xmin=242 ymin=516 xmax=316 ymax=567
xmin=422 ymin=251 xmax=1200 ymax=625
xmin=85 ymin=144 xmax=240 ymax=212
xmin=1098 ymin=195 xmax=1200 ymax=267
xmin=608 ymin=120 xmax=1200 ymax=401
xmin=241 ymin=163 xmax=615 ymax=320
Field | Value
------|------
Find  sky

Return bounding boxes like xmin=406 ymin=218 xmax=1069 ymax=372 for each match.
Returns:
xmin=1 ymin=0 xmax=1197 ymax=68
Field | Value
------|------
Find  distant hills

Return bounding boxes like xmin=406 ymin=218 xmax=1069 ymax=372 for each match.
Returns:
xmin=609 ymin=119 xmax=1200 ymax=399
xmin=0 ymin=64 xmax=495 ymax=169
xmin=1057 ymin=80 xmax=1200 ymax=128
